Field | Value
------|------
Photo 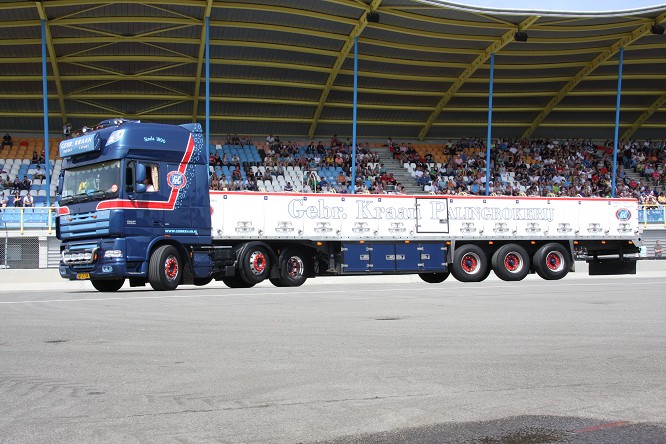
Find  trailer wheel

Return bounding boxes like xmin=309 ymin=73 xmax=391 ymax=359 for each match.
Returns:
xmin=223 ymin=276 xmax=256 ymax=288
xmin=91 ymin=279 xmax=125 ymax=292
xmin=451 ymin=244 xmax=488 ymax=282
xmin=492 ymin=244 xmax=531 ymax=281
xmin=418 ymin=272 xmax=449 ymax=283
xmin=149 ymin=245 xmax=182 ymax=291
xmin=533 ymin=243 xmax=570 ymax=280
xmin=269 ymin=278 xmax=286 ymax=287
xmin=275 ymin=248 xmax=309 ymax=287
xmin=193 ymin=277 xmax=212 ymax=286
xmin=240 ymin=245 xmax=272 ymax=285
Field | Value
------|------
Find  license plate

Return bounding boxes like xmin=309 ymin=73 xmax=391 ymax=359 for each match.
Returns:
xmin=76 ymin=273 xmax=90 ymax=280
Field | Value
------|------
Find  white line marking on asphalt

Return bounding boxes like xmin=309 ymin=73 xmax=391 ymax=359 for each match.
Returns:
xmin=0 ymin=279 xmax=658 ymax=305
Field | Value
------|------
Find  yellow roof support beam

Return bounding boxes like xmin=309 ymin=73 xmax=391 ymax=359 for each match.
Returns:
xmin=35 ymin=1 xmax=67 ymax=124
xmin=418 ymin=15 xmax=539 ymax=140
xmin=308 ymin=0 xmax=383 ymax=139
xmin=522 ymin=11 xmax=666 ymax=139
xmin=217 ymin=3 xmax=358 ymax=26
xmin=41 ymin=0 xmax=207 ymax=7
xmin=192 ymin=0 xmax=213 ymax=122
xmin=379 ymin=7 xmax=510 ymax=30
xmin=621 ymin=92 xmax=666 ymax=140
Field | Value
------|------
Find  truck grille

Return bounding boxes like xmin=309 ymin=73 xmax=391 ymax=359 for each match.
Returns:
xmin=59 ymin=210 xmax=111 ymax=240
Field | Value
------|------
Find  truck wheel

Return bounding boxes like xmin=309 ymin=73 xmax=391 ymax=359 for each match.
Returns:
xmin=418 ymin=272 xmax=449 ymax=283
xmin=533 ymin=243 xmax=570 ymax=280
xmin=193 ymin=277 xmax=212 ymax=286
xmin=91 ymin=279 xmax=125 ymax=292
xmin=223 ymin=276 xmax=255 ymax=288
xmin=269 ymin=278 xmax=286 ymax=287
xmin=240 ymin=245 xmax=271 ymax=285
xmin=492 ymin=244 xmax=530 ymax=281
xmin=451 ymin=244 xmax=488 ymax=283
xmin=276 ymin=248 xmax=309 ymax=287
xmin=149 ymin=245 xmax=182 ymax=291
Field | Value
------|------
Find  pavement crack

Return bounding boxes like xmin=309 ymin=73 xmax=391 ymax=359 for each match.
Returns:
xmin=118 ymin=392 xmax=432 ymax=419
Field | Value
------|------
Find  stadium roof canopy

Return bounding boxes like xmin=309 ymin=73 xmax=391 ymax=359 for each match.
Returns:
xmin=1 ymin=0 xmax=665 ymax=141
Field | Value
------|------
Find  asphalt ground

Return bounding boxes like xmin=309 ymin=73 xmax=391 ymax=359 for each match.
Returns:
xmin=0 ymin=263 xmax=664 ymax=443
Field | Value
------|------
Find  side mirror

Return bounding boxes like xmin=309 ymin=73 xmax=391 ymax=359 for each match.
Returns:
xmin=57 ymin=173 xmax=64 ymax=196
xmin=135 ymin=162 xmax=147 ymax=193
xmin=135 ymin=162 xmax=146 ymax=184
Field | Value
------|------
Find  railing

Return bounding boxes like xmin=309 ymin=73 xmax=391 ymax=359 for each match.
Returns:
xmin=0 ymin=206 xmax=57 ymax=234
xmin=638 ymin=204 xmax=666 ymax=226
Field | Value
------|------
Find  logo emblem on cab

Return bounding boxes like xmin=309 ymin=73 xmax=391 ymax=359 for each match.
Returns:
xmin=167 ymin=171 xmax=186 ymax=189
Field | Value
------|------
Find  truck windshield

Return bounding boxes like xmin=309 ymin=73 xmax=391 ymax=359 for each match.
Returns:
xmin=60 ymin=160 xmax=121 ymax=205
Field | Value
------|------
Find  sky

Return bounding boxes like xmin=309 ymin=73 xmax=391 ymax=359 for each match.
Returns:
xmin=454 ymin=0 xmax=666 ymax=12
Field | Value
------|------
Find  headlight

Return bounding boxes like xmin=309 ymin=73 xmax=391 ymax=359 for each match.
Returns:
xmin=104 ymin=250 xmax=123 ymax=258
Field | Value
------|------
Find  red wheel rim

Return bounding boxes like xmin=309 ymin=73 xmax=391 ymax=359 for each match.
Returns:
xmin=545 ymin=251 xmax=564 ymax=272
xmin=504 ymin=252 xmax=522 ymax=273
xmin=461 ymin=253 xmax=479 ymax=273
xmin=287 ymin=256 xmax=304 ymax=278
xmin=249 ymin=251 xmax=266 ymax=275
xmin=164 ymin=256 xmax=179 ymax=281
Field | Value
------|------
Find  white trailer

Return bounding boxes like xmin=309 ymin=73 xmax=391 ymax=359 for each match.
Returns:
xmin=208 ymin=192 xmax=639 ymax=287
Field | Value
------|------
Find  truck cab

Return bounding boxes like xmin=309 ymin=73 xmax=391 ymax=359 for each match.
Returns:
xmin=57 ymin=119 xmax=214 ymax=291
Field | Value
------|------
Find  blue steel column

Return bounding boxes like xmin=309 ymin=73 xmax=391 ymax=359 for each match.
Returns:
xmin=485 ymin=52 xmax=495 ymax=196
xmin=42 ymin=19 xmax=51 ymax=207
xmin=350 ymin=36 xmax=358 ymax=194
xmin=611 ymin=47 xmax=624 ymax=198
xmin=205 ymin=16 xmax=211 ymax=185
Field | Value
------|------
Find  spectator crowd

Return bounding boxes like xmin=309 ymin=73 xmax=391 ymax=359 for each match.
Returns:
xmin=209 ymin=134 xmax=665 ymax=203
xmin=406 ymin=137 xmax=665 ymax=201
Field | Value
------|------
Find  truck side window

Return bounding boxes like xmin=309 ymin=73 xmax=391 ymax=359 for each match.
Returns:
xmin=145 ymin=164 xmax=159 ymax=192
xmin=125 ymin=161 xmax=135 ymax=192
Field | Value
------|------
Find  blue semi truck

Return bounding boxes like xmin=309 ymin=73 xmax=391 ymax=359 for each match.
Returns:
xmin=56 ymin=119 xmax=639 ymax=292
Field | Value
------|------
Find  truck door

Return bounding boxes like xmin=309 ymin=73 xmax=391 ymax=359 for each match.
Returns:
xmin=123 ymin=160 xmax=165 ymax=262
xmin=135 ymin=161 xmax=165 ymax=230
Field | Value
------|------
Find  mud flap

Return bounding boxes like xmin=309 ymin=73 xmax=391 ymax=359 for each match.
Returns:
xmin=587 ymin=258 xmax=637 ymax=275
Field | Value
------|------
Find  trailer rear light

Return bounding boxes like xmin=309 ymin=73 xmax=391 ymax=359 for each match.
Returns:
xmin=488 ymin=241 xmax=494 ymax=245
xmin=530 ymin=241 xmax=536 ymax=245
xmin=104 ymin=250 xmax=123 ymax=258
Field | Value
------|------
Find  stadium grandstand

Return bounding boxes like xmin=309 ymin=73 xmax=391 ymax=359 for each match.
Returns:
xmin=0 ymin=0 xmax=664 ymax=266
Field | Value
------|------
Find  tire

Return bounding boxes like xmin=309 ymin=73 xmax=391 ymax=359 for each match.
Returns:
xmin=239 ymin=244 xmax=272 ymax=285
xmin=418 ymin=272 xmax=450 ymax=283
xmin=223 ymin=276 xmax=256 ymax=288
xmin=275 ymin=248 xmax=309 ymax=287
xmin=193 ymin=277 xmax=212 ymax=286
xmin=91 ymin=279 xmax=125 ymax=292
xmin=450 ymin=244 xmax=488 ymax=283
xmin=148 ymin=245 xmax=182 ymax=291
xmin=533 ymin=243 xmax=570 ymax=280
xmin=491 ymin=244 xmax=531 ymax=281
xmin=269 ymin=278 xmax=286 ymax=287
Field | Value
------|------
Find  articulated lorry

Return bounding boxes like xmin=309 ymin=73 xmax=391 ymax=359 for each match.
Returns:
xmin=56 ymin=120 xmax=640 ymax=292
